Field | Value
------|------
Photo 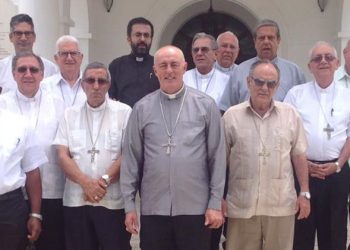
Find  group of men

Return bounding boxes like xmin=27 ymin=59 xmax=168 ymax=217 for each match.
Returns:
xmin=1 ymin=11 xmax=350 ymax=250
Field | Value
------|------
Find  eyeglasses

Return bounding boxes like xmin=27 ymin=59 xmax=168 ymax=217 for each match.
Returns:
xmin=12 ymin=31 xmax=35 ymax=38
xmin=310 ymin=54 xmax=336 ymax=63
xmin=57 ymin=51 xmax=81 ymax=58
xmin=16 ymin=66 xmax=40 ymax=74
xmin=250 ymin=76 xmax=278 ymax=89
xmin=84 ymin=78 xmax=109 ymax=85
xmin=192 ymin=47 xmax=211 ymax=54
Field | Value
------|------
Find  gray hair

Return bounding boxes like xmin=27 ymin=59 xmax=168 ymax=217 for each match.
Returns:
xmin=254 ymin=19 xmax=280 ymax=39
xmin=308 ymin=41 xmax=338 ymax=60
xmin=249 ymin=59 xmax=280 ymax=81
xmin=12 ymin=52 xmax=44 ymax=72
xmin=82 ymin=62 xmax=111 ymax=82
xmin=192 ymin=32 xmax=218 ymax=50
xmin=216 ymin=31 xmax=238 ymax=45
xmin=55 ymin=35 xmax=81 ymax=54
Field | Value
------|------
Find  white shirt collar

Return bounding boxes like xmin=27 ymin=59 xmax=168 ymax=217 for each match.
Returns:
xmin=16 ymin=88 xmax=41 ymax=102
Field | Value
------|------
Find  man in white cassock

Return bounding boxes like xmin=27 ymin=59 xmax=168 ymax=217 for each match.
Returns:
xmin=183 ymin=32 xmax=229 ymax=110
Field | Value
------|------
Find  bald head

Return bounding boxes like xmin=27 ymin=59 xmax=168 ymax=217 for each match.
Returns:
xmin=216 ymin=31 xmax=239 ymax=68
xmin=154 ymin=45 xmax=185 ymax=64
xmin=153 ymin=46 xmax=187 ymax=94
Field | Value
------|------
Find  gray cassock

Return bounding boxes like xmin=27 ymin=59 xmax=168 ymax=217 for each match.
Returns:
xmin=121 ymin=86 xmax=226 ymax=216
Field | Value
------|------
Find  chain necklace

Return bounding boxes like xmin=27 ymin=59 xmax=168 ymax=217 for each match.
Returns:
xmin=85 ymin=102 xmax=107 ymax=163
xmin=15 ymin=89 xmax=42 ymax=129
xmin=159 ymin=87 xmax=187 ymax=154
xmin=60 ymin=79 xmax=81 ymax=107
xmin=251 ymin=115 xmax=270 ymax=164
xmin=194 ymin=68 xmax=215 ymax=94
xmin=313 ymin=82 xmax=335 ymax=140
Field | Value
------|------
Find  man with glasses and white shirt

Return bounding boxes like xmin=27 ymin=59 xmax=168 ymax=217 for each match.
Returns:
xmin=0 ymin=14 xmax=57 ymax=94
xmin=54 ymin=62 xmax=132 ymax=250
xmin=41 ymin=35 xmax=86 ymax=108
xmin=183 ymin=32 xmax=229 ymax=111
xmin=0 ymin=52 xmax=65 ymax=250
xmin=285 ymin=41 xmax=350 ymax=250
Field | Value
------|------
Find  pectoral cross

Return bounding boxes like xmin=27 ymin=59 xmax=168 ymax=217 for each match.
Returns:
xmin=162 ymin=137 xmax=176 ymax=155
xmin=88 ymin=147 xmax=100 ymax=163
xmin=323 ymin=123 xmax=334 ymax=140
xmin=258 ymin=147 xmax=270 ymax=164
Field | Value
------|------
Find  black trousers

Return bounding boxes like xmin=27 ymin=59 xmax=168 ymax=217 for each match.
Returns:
xmin=64 ymin=206 xmax=131 ymax=250
xmin=34 ymin=199 xmax=65 ymax=250
xmin=140 ymin=215 xmax=211 ymax=250
xmin=0 ymin=188 xmax=28 ymax=250
xmin=293 ymin=162 xmax=350 ymax=250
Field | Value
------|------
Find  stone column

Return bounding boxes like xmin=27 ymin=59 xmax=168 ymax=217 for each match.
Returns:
xmin=18 ymin=0 xmax=60 ymax=61
xmin=338 ymin=0 xmax=350 ymax=64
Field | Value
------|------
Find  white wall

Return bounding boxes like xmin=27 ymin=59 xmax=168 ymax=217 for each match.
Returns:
xmin=86 ymin=0 xmax=343 ymax=81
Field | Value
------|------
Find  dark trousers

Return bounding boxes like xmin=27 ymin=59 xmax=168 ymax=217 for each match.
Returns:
xmin=0 ymin=188 xmax=28 ymax=250
xmin=64 ymin=206 xmax=131 ymax=250
xmin=140 ymin=215 xmax=211 ymax=250
xmin=34 ymin=199 xmax=65 ymax=250
xmin=293 ymin=162 xmax=350 ymax=250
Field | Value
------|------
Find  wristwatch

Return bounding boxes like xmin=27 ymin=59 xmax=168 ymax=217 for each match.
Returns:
xmin=29 ymin=213 xmax=43 ymax=221
xmin=335 ymin=161 xmax=341 ymax=173
xmin=102 ymin=174 xmax=111 ymax=185
xmin=299 ymin=191 xmax=311 ymax=200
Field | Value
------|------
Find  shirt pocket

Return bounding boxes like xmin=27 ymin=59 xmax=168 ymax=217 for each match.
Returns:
xmin=0 ymin=134 xmax=20 ymax=158
xmin=104 ymin=129 xmax=122 ymax=157
xmin=69 ymin=129 xmax=86 ymax=158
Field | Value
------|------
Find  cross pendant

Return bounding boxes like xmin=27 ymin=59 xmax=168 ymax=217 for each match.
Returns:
xmin=162 ymin=137 xmax=176 ymax=155
xmin=258 ymin=147 xmax=270 ymax=164
xmin=323 ymin=123 xmax=334 ymax=140
xmin=88 ymin=147 xmax=100 ymax=163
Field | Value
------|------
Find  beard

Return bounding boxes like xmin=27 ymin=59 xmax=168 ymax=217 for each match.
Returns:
xmin=131 ymin=41 xmax=151 ymax=57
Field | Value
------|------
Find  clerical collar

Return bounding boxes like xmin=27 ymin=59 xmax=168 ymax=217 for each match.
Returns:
xmin=16 ymin=88 xmax=41 ymax=102
xmin=215 ymin=61 xmax=234 ymax=72
xmin=314 ymin=80 xmax=335 ymax=93
xmin=160 ymin=84 xmax=186 ymax=100
xmin=136 ymin=57 xmax=144 ymax=62
xmin=195 ymin=67 xmax=215 ymax=79
xmin=86 ymin=99 xmax=107 ymax=112
xmin=58 ymin=72 xmax=82 ymax=87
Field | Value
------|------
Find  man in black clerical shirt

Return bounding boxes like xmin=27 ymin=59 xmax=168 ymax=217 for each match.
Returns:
xmin=108 ymin=17 xmax=159 ymax=107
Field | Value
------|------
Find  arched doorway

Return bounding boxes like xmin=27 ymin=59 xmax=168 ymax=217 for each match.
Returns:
xmin=172 ymin=11 xmax=256 ymax=69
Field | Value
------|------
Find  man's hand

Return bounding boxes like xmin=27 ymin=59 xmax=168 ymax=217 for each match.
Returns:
xmin=82 ymin=178 xmax=107 ymax=203
xmin=318 ymin=163 xmax=338 ymax=177
xmin=308 ymin=161 xmax=338 ymax=179
xmin=295 ymin=196 xmax=310 ymax=220
xmin=27 ymin=217 xmax=41 ymax=241
xmin=125 ymin=211 xmax=139 ymax=234
xmin=204 ymin=209 xmax=224 ymax=229
xmin=308 ymin=161 xmax=325 ymax=179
